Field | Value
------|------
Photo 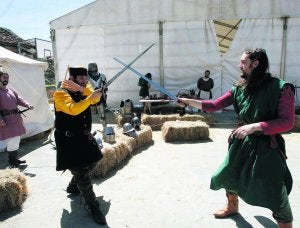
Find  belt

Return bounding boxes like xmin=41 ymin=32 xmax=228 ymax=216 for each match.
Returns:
xmin=56 ymin=129 xmax=93 ymax=139
xmin=0 ymin=109 xmax=19 ymax=116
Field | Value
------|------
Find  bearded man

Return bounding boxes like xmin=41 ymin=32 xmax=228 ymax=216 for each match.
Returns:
xmin=178 ymin=48 xmax=295 ymax=228
xmin=0 ymin=71 xmax=34 ymax=167
xmin=197 ymin=69 xmax=214 ymax=99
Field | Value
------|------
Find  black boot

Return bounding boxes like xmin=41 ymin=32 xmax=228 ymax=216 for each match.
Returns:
xmin=70 ymin=166 xmax=106 ymax=225
xmin=86 ymin=200 xmax=107 ymax=225
xmin=66 ymin=177 xmax=80 ymax=194
xmin=8 ymin=150 xmax=26 ymax=168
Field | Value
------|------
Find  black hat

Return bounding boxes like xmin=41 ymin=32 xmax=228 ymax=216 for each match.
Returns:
xmin=145 ymin=73 xmax=152 ymax=79
xmin=69 ymin=67 xmax=87 ymax=77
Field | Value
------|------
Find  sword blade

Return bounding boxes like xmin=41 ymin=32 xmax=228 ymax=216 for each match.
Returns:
xmin=105 ymin=43 xmax=155 ymax=88
xmin=113 ymin=58 xmax=177 ymax=101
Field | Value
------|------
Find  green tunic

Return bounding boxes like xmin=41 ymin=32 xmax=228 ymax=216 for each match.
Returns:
xmin=210 ymin=77 xmax=293 ymax=211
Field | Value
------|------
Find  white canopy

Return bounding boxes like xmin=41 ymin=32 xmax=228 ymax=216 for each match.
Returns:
xmin=0 ymin=46 xmax=53 ymax=151
xmin=50 ymin=0 xmax=300 ymax=107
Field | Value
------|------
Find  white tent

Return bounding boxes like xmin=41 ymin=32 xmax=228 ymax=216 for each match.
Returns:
xmin=50 ymin=0 xmax=300 ymax=108
xmin=0 ymin=46 xmax=54 ymax=151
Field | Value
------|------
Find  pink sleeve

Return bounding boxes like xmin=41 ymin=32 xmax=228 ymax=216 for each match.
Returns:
xmin=13 ymin=89 xmax=30 ymax=108
xmin=260 ymin=86 xmax=295 ymax=135
xmin=202 ymin=90 xmax=234 ymax=112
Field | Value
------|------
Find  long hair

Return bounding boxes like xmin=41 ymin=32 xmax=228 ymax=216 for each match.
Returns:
xmin=236 ymin=48 xmax=272 ymax=94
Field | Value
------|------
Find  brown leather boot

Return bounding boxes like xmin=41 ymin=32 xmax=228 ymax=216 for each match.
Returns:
xmin=278 ymin=222 xmax=293 ymax=228
xmin=213 ymin=192 xmax=239 ymax=218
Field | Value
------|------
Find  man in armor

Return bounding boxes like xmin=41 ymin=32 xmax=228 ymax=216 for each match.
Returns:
xmin=53 ymin=67 xmax=106 ymax=225
xmin=88 ymin=63 xmax=107 ymax=128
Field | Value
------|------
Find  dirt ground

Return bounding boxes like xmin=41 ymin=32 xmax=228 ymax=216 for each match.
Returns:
xmin=0 ymin=110 xmax=299 ymax=228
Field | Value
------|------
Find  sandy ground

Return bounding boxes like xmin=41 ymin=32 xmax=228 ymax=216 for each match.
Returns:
xmin=0 ymin=111 xmax=299 ymax=228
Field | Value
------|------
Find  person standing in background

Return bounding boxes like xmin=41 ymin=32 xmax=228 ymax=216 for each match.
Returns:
xmin=138 ymin=73 xmax=152 ymax=113
xmin=197 ymin=70 xmax=214 ymax=100
xmin=0 ymin=71 xmax=34 ymax=168
xmin=87 ymin=62 xmax=108 ymax=128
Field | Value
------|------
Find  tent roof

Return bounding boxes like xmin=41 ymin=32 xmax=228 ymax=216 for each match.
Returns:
xmin=0 ymin=46 xmax=47 ymax=69
xmin=50 ymin=0 xmax=300 ymax=29
xmin=50 ymin=0 xmax=299 ymax=55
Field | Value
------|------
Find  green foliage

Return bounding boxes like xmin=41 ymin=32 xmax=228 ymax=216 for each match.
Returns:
xmin=44 ymin=57 xmax=55 ymax=86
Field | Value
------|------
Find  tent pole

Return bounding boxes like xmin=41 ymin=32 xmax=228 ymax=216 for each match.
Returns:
xmin=280 ymin=17 xmax=288 ymax=80
xmin=50 ymin=29 xmax=60 ymax=87
xmin=159 ymin=21 xmax=165 ymax=98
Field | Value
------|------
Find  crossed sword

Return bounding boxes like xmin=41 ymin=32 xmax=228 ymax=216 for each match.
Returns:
xmin=99 ymin=43 xmax=155 ymax=91
xmin=113 ymin=58 xmax=178 ymax=102
xmin=95 ymin=43 xmax=155 ymax=128
xmin=98 ymin=43 xmax=177 ymax=103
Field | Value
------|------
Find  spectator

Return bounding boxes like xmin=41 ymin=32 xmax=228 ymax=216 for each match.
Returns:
xmin=0 ymin=71 xmax=34 ymax=168
xmin=197 ymin=70 xmax=214 ymax=99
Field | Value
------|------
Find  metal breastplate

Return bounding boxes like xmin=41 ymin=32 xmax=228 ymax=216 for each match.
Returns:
xmin=121 ymin=100 xmax=133 ymax=116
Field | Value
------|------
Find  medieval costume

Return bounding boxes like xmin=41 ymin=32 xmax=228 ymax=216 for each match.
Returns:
xmin=138 ymin=73 xmax=152 ymax=113
xmin=202 ymin=77 xmax=294 ymax=223
xmin=0 ymin=71 xmax=33 ymax=167
xmin=197 ymin=70 xmax=214 ymax=99
xmin=138 ymin=72 xmax=151 ymax=98
xmin=87 ymin=62 xmax=107 ymax=128
xmin=177 ymin=48 xmax=294 ymax=227
xmin=53 ymin=67 xmax=106 ymax=225
xmin=54 ymin=85 xmax=102 ymax=171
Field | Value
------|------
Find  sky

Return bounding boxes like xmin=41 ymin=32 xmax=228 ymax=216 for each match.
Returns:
xmin=1 ymin=0 xmax=95 ymax=41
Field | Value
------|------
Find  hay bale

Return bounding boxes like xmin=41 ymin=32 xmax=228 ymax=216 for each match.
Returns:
xmin=161 ymin=120 xmax=209 ymax=142
xmin=91 ymin=125 xmax=153 ymax=177
xmin=142 ymin=113 xmax=215 ymax=130
xmin=0 ymin=168 xmax=28 ymax=212
xmin=115 ymin=114 xmax=134 ymax=127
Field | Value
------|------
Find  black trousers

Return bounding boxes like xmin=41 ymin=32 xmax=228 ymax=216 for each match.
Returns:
xmin=69 ymin=163 xmax=97 ymax=204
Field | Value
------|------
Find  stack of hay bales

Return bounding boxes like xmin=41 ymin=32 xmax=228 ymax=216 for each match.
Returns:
xmin=0 ymin=168 xmax=28 ymax=212
xmin=142 ymin=114 xmax=215 ymax=130
xmin=91 ymin=124 xmax=153 ymax=177
xmin=162 ymin=120 xmax=209 ymax=142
